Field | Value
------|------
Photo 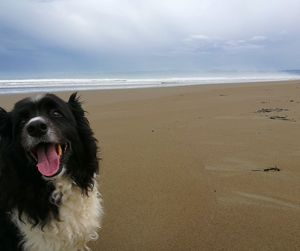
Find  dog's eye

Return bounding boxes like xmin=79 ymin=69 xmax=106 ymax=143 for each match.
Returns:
xmin=20 ymin=119 xmax=27 ymax=126
xmin=51 ymin=110 xmax=63 ymax=118
xmin=19 ymin=112 xmax=29 ymax=126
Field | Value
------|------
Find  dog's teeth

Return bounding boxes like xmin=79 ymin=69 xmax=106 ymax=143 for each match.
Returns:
xmin=57 ymin=144 xmax=62 ymax=156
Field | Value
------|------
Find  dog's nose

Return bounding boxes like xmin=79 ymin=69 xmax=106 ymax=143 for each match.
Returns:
xmin=27 ymin=120 xmax=48 ymax=137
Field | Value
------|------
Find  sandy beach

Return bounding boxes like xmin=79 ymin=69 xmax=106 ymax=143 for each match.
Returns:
xmin=1 ymin=80 xmax=300 ymax=250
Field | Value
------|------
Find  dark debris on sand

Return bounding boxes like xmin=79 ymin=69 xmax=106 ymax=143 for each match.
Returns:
xmin=256 ymin=108 xmax=288 ymax=113
xmin=256 ymin=107 xmax=295 ymax=122
xmin=252 ymin=166 xmax=281 ymax=172
xmin=269 ymin=115 xmax=295 ymax=121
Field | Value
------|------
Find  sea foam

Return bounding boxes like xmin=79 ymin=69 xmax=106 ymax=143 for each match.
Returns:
xmin=0 ymin=72 xmax=299 ymax=94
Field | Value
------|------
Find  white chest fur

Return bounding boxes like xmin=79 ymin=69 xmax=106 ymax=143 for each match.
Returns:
xmin=11 ymin=177 xmax=103 ymax=251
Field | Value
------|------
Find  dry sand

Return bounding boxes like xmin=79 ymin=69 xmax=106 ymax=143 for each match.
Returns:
xmin=1 ymin=81 xmax=300 ymax=250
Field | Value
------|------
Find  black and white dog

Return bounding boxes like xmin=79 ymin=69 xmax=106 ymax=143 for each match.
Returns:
xmin=0 ymin=93 xmax=103 ymax=251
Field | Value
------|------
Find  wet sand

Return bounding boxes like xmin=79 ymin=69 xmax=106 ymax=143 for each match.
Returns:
xmin=1 ymin=81 xmax=300 ymax=250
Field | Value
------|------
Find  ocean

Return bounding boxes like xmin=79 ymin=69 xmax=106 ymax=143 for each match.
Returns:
xmin=0 ymin=71 xmax=299 ymax=94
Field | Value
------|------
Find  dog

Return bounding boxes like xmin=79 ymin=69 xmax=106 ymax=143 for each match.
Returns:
xmin=0 ymin=93 xmax=103 ymax=251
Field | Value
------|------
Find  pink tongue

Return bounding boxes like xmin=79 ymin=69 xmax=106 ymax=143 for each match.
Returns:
xmin=36 ymin=144 xmax=60 ymax=177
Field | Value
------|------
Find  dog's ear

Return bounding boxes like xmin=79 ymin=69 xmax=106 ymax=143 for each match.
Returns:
xmin=68 ymin=92 xmax=90 ymax=131
xmin=68 ymin=93 xmax=99 ymax=192
xmin=68 ymin=92 xmax=79 ymax=107
xmin=0 ymin=107 xmax=11 ymax=139
xmin=68 ymin=92 xmax=84 ymax=119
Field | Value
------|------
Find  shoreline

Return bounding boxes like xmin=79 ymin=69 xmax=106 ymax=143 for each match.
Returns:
xmin=0 ymin=78 xmax=300 ymax=95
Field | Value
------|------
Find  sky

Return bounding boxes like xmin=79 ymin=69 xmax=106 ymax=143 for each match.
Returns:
xmin=0 ymin=0 xmax=300 ymax=77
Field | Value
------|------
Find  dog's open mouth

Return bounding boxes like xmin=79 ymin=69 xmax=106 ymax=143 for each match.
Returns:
xmin=29 ymin=143 xmax=68 ymax=177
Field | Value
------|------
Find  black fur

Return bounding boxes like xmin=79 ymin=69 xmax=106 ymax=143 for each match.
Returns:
xmin=0 ymin=93 xmax=99 ymax=250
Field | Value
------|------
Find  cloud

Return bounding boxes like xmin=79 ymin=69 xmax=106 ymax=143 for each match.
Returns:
xmin=172 ymin=34 xmax=269 ymax=55
xmin=0 ymin=0 xmax=300 ymax=74
xmin=251 ymin=36 xmax=267 ymax=41
xmin=1 ymin=0 xmax=299 ymax=51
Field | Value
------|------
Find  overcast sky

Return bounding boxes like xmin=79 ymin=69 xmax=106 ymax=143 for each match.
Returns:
xmin=0 ymin=0 xmax=300 ymax=77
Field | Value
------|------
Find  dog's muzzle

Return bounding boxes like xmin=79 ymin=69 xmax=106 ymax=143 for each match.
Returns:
xmin=22 ymin=117 xmax=67 ymax=178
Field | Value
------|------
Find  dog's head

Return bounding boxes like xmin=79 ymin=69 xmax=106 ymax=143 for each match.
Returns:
xmin=0 ymin=93 xmax=98 ymax=192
